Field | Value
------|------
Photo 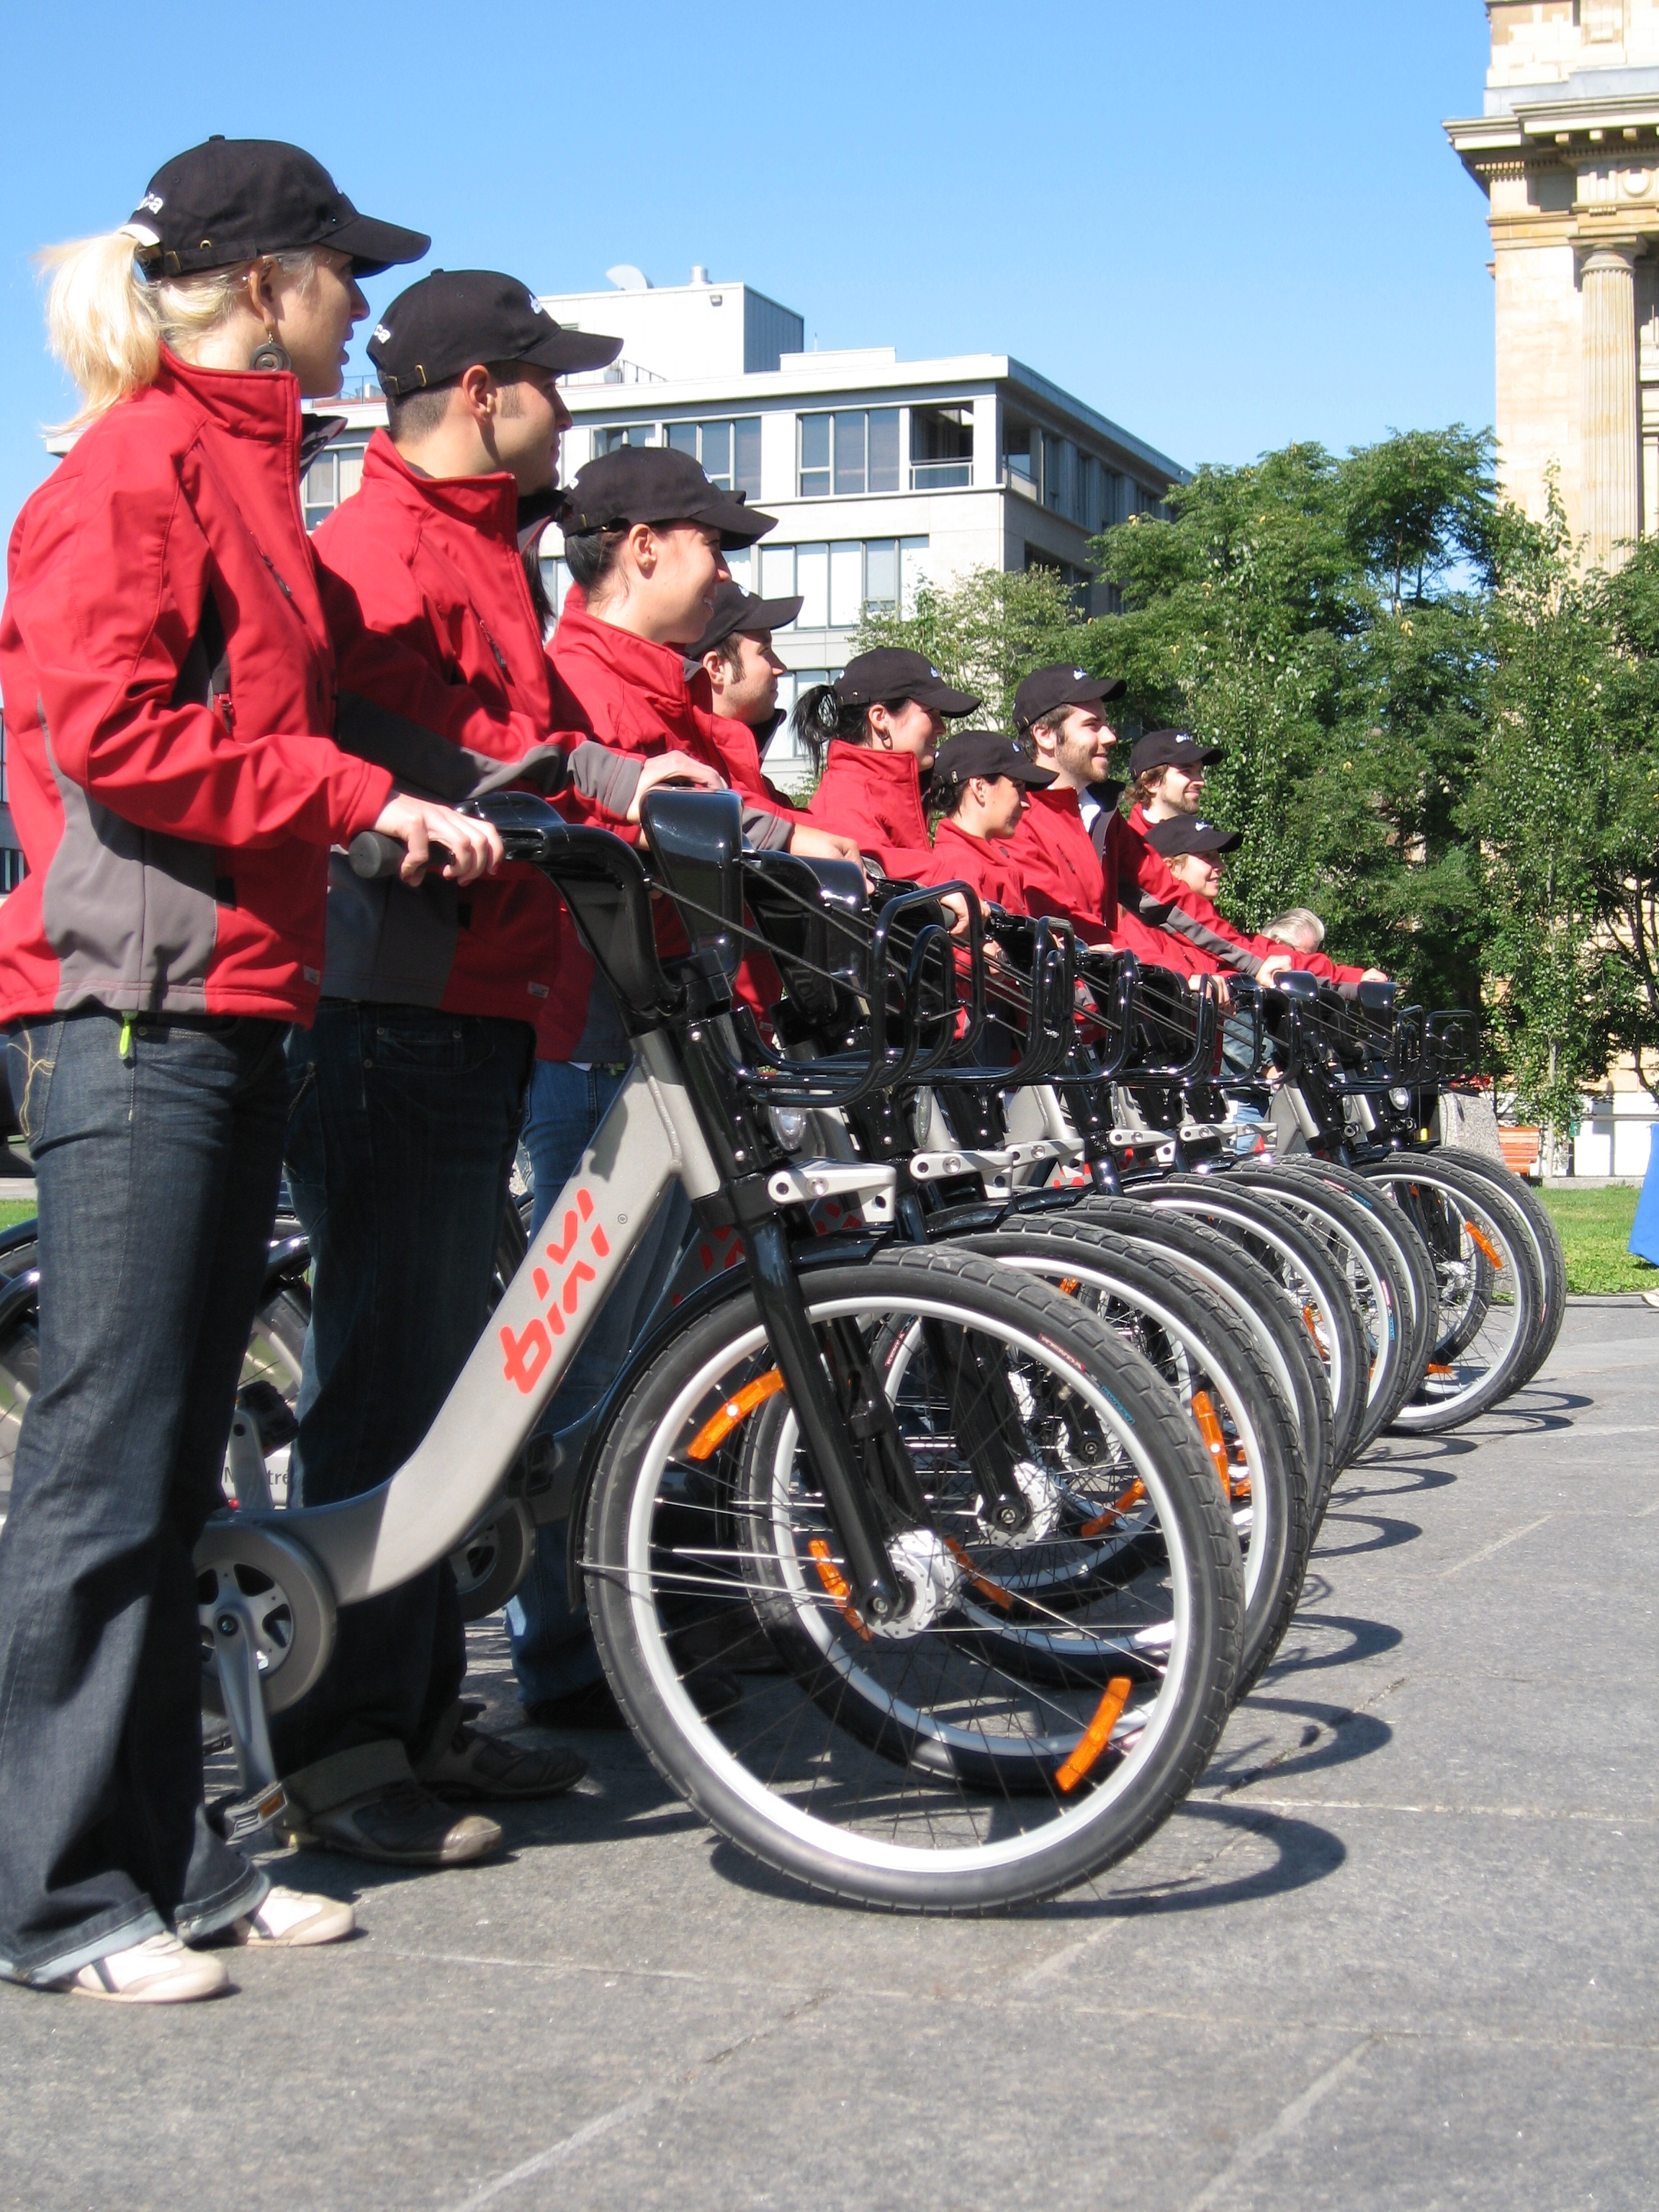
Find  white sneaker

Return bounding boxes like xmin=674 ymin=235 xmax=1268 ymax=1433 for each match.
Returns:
xmin=228 ymin=1885 xmax=355 ymax=1948
xmin=50 ymin=1933 xmax=229 ymax=2005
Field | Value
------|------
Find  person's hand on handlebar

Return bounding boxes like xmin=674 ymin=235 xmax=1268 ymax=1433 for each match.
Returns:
xmin=1359 ymin=967 xmax=1390 ymax=984
xmin=372 ymin=794 xmax=503 ymax=887
xmin=626 ymin=752 xmax=727 ymax=823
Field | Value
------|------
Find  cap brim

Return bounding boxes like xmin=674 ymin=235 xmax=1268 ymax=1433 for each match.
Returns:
xmin=521 ymin=325 xmax=624 ymax=377
xmin=690 ymin=593 xmax=801 ymax=658
xmin=913 ymin=680 xmax=983 ymax=715
xmin=1010 ymin=763 xmax=1059 ymax=788
xmin=1194 ymin=829 xmax=1241 ymax=853
xmin=693 ymin=489 xmax=777 ymax=547
xmin=329 ymin=211 xmax=432 ymax=278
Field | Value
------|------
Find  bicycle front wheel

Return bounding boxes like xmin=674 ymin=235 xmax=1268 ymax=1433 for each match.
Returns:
xmin=583 ymin=1246 xmax=1242 ymax=1914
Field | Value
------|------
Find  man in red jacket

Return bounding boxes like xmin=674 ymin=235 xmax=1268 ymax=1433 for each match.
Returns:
xmin=1121 ymin=729 xmax=1388 ymax=988
xmin=685 ymin=578 xmax=808 ymax=815
xmin=1003 ymin=664 xmax=1220 ymax=976
xmin=280 ymin=271 xmax=678 ymax=1866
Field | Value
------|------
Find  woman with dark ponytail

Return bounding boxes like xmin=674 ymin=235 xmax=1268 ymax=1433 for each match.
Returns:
xmin=800 ymin=649 xmax=981 ymax=878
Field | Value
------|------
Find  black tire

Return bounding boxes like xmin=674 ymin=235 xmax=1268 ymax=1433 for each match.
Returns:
xmin=1073 ymin=1198 xmax=1338 ymax=1519
xmin=583 ymin=1246 xmax=1242 ymax=1913
xmin=1430 ymin=1146 xmax=1568 ymax=1384
xmin=1359 ymin=1157 xmax=1543 ymax=1430
xmin=1230 ymin=1166 xmax=1419 ymax=1452
xmin=1126 ymin=1182 xmax=1371 ymax=1483
xmin=958 ymin=1218 xmax=1310 ymax=1699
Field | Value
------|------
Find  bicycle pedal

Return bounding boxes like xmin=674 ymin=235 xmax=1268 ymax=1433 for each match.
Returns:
xmin=212 ymin=1779 xmax=292 ymax=1847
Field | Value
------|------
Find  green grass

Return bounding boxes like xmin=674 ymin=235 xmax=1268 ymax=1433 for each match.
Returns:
xmin=0 ymin=1200 xmax=35 ymax=1232
xmin=1538 ymin=1184 xmax=1656 ymax=1295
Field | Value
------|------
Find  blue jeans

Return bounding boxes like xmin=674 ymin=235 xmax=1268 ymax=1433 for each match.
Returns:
xmin=0 ymin=1010 xmax=284 ymax=1982
xmin=269 ymin=1003 xmax=533 ymax=1780
xmin=508 ymin=1058 xmax=691 ymax=1705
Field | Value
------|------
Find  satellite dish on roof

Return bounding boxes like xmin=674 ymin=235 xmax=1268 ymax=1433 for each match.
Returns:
xmin=606 ymin=265 xmax=652 ymax=292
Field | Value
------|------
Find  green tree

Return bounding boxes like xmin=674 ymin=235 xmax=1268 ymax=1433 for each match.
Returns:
xmin=854 ymin=565 xmax=1088 ymax=729
xmin=1085 ymin=428 xmax=1496 ymax=1008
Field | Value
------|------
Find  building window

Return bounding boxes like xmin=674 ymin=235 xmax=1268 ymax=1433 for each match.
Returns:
xmin=911 ymin=405 xmax=974 ymax=490
xmin=664 ymin=416 xmax=762 ymax=495
xmin=0 ymin=848 xmax=26 ymax=894
xmin=1003 ymin=413 xmax=1035 ymax=490
xmin=758 ymin=537 xmax=928 ymax=627
xmin=302 ymin=440 xmax=367 ymax=531
xmin=796 ymin=409 xmax=901 ymax=498
xmin=596 ymin=423 xmax=656 ymax=453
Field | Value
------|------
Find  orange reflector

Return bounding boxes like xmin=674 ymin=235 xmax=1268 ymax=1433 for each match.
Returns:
xmin=1055 ymin=1676 xmax=1134 ymax=1792
xmin=1302 ymin=1302 xmax=1326 ymax=1352
xmin=1426 ymin=1362 xmax=1453 ymax=1376
xmin=1190 ymin=1389 xmax=1232 ymax=1496
xmin=1464 ymin=1220 xmax=1504 ymax=1269
xmin=944 ymin=1536 xmax=1015 ymax=1610
xmin=686 ymin=1368 xmax=786 ymax=1460
xmin=808 ymin=1539 xmax=871 ymax=1640
xmin=1058 ymin=1277 xmax=1082 ymax=1297
xmin=1079 ymin=1480 xmax=1146 ymax=1537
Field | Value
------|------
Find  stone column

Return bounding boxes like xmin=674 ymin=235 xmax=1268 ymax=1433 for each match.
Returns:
xmin=1581 ymin=243 xmax=1641 ymax=567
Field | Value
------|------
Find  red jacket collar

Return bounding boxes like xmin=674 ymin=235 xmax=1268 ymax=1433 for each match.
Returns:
xmin=153 ymin=346 xmax=300 ymax=446
xmin=357 ymin=428 xmax=518 ymax=541
xmin=553 ymin=592 xmax=695 ymax=721
xmin=1027 ymin=784 xmax=1086 ymax=828
xmin=823 ymin=738 xmax=926 ymax=801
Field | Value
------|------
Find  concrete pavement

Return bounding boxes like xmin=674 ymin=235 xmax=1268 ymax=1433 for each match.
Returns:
xmin=2 ymin=1303 xmax=1655 ymax=2211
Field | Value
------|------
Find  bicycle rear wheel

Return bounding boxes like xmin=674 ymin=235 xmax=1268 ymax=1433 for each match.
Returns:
xmin=583 ymin=1246 xmax=1242 ymax=1913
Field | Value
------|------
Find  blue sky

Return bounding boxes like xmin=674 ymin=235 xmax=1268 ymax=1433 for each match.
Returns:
xmin=0 ymin=1 xmax=1493 ymax=534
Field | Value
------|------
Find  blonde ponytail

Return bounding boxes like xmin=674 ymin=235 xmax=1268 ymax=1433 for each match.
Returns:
xmin=37 ymin=232 xmax=320 ymax=432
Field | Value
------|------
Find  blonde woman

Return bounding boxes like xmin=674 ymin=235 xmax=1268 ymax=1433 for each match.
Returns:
xmin=0 ymin=139 xmax=498 ymax=2004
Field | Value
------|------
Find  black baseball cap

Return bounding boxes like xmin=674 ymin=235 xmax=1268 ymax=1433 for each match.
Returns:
xmin=932 ymin=732 xmax=1058 ymax=792
xmin=126 ymin=138 xmax=428 ymax=279
xmin=557 ymin=446 xmax=775 ymax=549
xmin=369 ymin=270 xmax=621 ymax=397
xmin=1145 ymin=817 xmax=1241 ymax=858
xmin=835 ymin=649 xmax=980 ymax=716
xmin=1130 ymin=729 xmax=1222 ymax=778
xmin=685 ymin=579 xmax=804 ymax=663
xmin=1012 ymin=663 xmax=1127 ymax=732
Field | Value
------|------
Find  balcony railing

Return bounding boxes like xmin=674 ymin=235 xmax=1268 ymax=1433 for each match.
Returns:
xmin=909 ymin=460 xmax=973 ymax=490
xmin=563 ymin=357 xmax=667 ymax=387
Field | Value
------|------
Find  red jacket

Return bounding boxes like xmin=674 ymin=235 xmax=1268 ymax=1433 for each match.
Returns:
xmin=806 ymin=741 xmax=935 ymax=878
xmin=0 ymin=351 xmax=393 ymax=1025
xmin=548 ymin=593 xmax=792 ymax=1051
xmin=920 ymin=817 xmax=1030 ymax=913
xmin=315 ymin=431 xmax=580 ymax=1024
xmin=1005 ymin=786 xmax=1112 ymax=942
xmin=1123 ymin=801 xmax=1366 ymax=984
xmin=696 ymin=698 xmax=809 ymax=822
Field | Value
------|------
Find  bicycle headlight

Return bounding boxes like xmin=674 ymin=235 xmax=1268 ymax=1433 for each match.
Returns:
xmin=1388 ymin=1087 xmax=1413 ymax=1110
xmin=768 ymin=1105 xmax=809 ymax=1154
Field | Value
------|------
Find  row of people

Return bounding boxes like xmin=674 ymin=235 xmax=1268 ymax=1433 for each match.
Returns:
xmin=0 ymin=128 xmax=1388 ymax=2005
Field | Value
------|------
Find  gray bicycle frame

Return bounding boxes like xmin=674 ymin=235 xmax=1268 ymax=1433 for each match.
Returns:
xmin=215 ymin=1031 xmax=721 ymax=1604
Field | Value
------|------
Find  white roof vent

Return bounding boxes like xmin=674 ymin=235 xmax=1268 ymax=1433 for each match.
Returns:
xmin=606 ymin=264 xmax=651 ymax=292
xmin=690 ymin=264 xmax=709 ymax=284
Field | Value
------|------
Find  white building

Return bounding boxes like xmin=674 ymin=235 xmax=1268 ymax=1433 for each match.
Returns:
xmin=301 ymin=266 xmax=1186 ymax=770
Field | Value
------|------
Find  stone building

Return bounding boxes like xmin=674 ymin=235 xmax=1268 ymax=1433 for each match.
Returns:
xmin=1447 ymin=0 xmax=1659 ymax=567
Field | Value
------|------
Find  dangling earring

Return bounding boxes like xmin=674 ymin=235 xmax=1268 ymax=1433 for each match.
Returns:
xmin=251 ymin=338 xmax=292 ymax=373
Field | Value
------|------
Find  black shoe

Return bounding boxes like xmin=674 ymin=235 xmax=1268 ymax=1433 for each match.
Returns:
xmin=524 ymin=1664 xmax=742 ymax=1732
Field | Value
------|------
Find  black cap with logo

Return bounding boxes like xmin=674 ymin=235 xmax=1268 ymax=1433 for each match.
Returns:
xmin=126 ymin=137 xmax=429 ymax=279
xmin=556 ymin=446 xmax=776 ymax=549
xmin=932 ymin=731 xmax=1058 ymax=793
xmin=1129 ymin=729 xmax=1222 ymax=779
xmin=685 ymin=578 xmax=804 ymax=665
xmin=834 ymin=649 xmax=980 ymax=716
xmin=1012 ymin=663 xmax=1127 ymax=732
xmin=1144 ymin=816 xmax=1241 ymax=858
xmin=369 ymin=270 xmax=621 ymax=396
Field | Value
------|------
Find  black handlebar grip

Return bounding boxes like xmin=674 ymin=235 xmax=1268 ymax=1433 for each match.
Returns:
xmin=348 ymin=830 xmax=454 ymax=881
